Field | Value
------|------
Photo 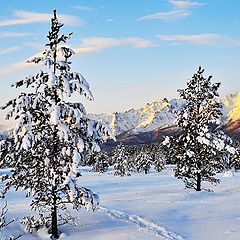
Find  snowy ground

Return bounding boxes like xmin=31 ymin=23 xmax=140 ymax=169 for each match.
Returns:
xmin=1 ymin=166 xmax=240 ymax=240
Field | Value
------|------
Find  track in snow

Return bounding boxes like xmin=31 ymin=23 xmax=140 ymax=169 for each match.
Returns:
xmin=99 ymin=207 xmax=184 ymax=240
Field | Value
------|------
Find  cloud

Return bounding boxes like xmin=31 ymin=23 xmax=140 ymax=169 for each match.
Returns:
xmin=158 ymin=33 xmax=240 ymax=46
xmin=0 ymin=10 xmax=83 ymax=27
xmin=138 ymin=9 xmax=190 ymax=21
xmin=0 ymin=47 xmax=21 ymax=55
xmin=138 ymin=0 xmax=205 ymax=21
xmin=23 ymin=42 xmax=43 ymax=50
xmin=73 ymin=5 xmax=95 ymax=12
xmin=74 ymin=37 xmax=155 ymax=54
xmin=106 ymin=18 xmax=114 ymax=22
xmin=0 ymin=37 xmax=155 ymax=76
xmin=98 ymin=5 xmax=109 ymax=10
xmin=0 ymin=61 xmax=33 ymax=76
xmin=0 ymin=51 xmax=42 ymax=76
xmin=169 ymin=0 xmax=205 ymax=8
xmin=0 ymin=31 xmax=32 ymax=38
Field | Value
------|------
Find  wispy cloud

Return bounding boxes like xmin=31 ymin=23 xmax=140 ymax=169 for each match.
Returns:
xmin=0 ymin=61 xmax=32 ymax=76
xmin=73 ymin=5 xmax=95 ymax=12
xmin=0 ymin=51 xmax=43 ymax=76
xmin=0 ymin=10 xmax=83 ymax=27
xmin=169 ymin=0 xmax=205 ymax=8
xmin=138 ymin=0 xmax=205 ymax=21
xmin=106 ymin=18 xmax=114 ymax=23
xmin=138 ymin=9 xmax=190 ymax=21
xmin=0 ymin=31 xmax=32 ymax=38
xmin=0 ymin=47 xmax=21 ymax=55
xmin=23 ymin=42 xmax=43 ymax=50
xmin=98 ymin=5 xmax=109 ymax=10
xmin=74 ymin=37 xmax=155 ymax=54
xmin=158 ymin=33 xmax=240 ymax=46
xmin=0 ymin=37 xmax=155 ymax=76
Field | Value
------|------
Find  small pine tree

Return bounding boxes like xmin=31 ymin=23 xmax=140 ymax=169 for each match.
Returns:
xmin=136 ymin=149 xmax=152 ymax=174
xmin=0 ymin=10 xmax=110 ymax=238
xmin=93 ymin=151 xmax=109 ymax=173
xmin=112 ymin=143 xmax=131 ymax=176
xmin=84 ymin=151 xmax=97 ymax=167
xmin=127 ymin=145 xmax=138 ymax=172
xmin=164 ymin=67 xmax=236 ymax=191
xmin=226 ymin=140 xmax=240 ymax=170
xmin=151 ymin=145 xmax=165 ymax=172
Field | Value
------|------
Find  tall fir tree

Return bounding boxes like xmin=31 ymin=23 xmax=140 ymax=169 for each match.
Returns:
xmin=0 ymin=10 xmax=111 ymax=238
xmin=164 ymin=67 xmax=236 ymax=191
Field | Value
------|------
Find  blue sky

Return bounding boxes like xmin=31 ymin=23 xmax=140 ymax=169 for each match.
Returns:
xmin=0 ymin=0 xmax=240 ymax=128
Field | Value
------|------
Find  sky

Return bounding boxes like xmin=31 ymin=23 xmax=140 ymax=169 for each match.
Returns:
xmin=0 ymin=0 xmax=240 ymax=128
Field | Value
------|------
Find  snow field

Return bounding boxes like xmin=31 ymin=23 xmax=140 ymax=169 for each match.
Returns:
xmin=1 ymin=166 xmax=240 ymax=240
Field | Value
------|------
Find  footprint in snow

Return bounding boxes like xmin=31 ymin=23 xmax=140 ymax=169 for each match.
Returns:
xmin=99 ymin=206 xmax=184 ymax=240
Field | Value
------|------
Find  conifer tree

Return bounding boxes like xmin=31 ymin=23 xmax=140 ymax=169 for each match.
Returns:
xmin=164 ymin=67 xmax=236 ymax=191
xmin=93 ymin=151 xmax=109 ymax=173
xmin=84 ymin=151 xmax=97 ymax=167
xmin=136 ymin=148 xmax=152 ymax=174
xmin=112 ymin=143 xmax=131 ymax=176
xmin=151 ymin=144 xmax=165 ymax=172
xmin=0 ymin=10 xmax=110 ymax=238
xmin=223 ymin=140 xmax=240 ymax=171
xmin=127 ymin=145 xmax=138 ymax=172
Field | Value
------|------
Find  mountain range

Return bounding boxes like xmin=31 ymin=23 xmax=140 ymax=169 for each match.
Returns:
xmin=90 ymin=92 xmax=240 ymax=147
xmin=2 ymin=92 xmax=240 ymax=147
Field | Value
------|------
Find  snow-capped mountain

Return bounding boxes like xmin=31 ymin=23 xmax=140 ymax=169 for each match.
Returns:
xmin=90 ymin=92 xmax=240 ymax=140
xmin=1 ymin=92 xmax=239 ymax=147
xmin=89 ymin=98 xmax=185 ymax=136
xmin=222 ymin=92 xmax=240 ymax=122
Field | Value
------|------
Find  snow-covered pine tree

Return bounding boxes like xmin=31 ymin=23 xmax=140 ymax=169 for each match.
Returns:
xmin=136 ymin=148 xmax=152 ymax=174
xmin=127 ymin=145 xmax=138 ymax=172
xmin=164 ymin=67 xmax=236 ymax=191
xmin=84 ymin=151 xmax=97 ymax=166
xmin=93 ymin=151 xmax=109 ymax=173
xmin=112 ymin=143 xmax=131 ymax=176
xmin=0 ymin=10 xmax=111 ymax=238
xmin=151 ymin=144 xmax=165 ymax=172
xmin=225 ymin=140 xmax=240 ymax=170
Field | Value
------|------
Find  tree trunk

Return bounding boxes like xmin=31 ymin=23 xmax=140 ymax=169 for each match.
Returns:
xmin=51 ymin=125 xmax=59 ymax=239
xmin=196 ymin=173 xmax=201 ymax=191
xmin=51 ymin=193 xmax=58 ymax=239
